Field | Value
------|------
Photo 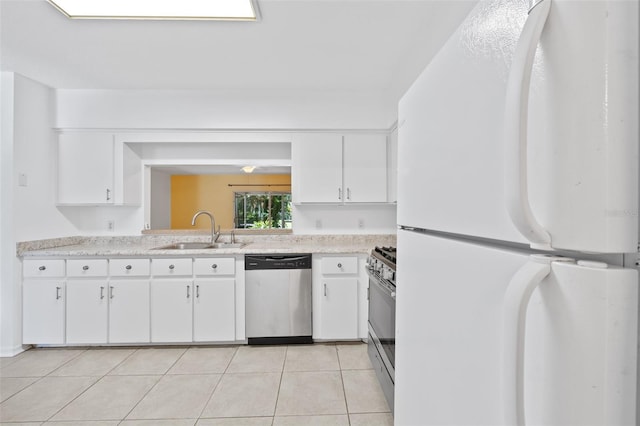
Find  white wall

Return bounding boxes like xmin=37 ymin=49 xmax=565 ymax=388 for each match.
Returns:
xmin=13 ymin=75 xmax=78 ymax=241
xmin=292 ymin=204 xmax=397 ymax=235
xmin=1 ymin=72 xmax=19 ymax=356
xmin=55 ymin=89 xmax=395 ymax=130
xmin=2 ymin=73 xmax=82 ymax=355
xmin=150 ymin=169 xmax=171 ymax=229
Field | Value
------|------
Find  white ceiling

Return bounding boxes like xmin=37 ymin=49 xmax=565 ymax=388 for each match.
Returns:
xmin=1 ymin=0 xmax=477 ymax=101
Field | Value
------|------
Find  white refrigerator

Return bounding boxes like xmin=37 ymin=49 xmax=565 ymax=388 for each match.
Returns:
xmin=395 ymin=0 xmax=639 ymax=425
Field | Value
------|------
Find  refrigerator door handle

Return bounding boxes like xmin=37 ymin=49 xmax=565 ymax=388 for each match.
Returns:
xmin=504 ymin=0 xmax=552 ymax=250
xmin=502 ymin=254 xmax=572 ymax=426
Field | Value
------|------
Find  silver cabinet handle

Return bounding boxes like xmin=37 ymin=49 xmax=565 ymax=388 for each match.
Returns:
xmin=196 ymin=285 xmax=200 ymax=298
xmin=211 ymin=264 xmax=218 ymax=269
xmin=337 ymin=263 xmax=342 ymax=268
xmin=125 ymin=265 xmax=132 ymax=270
xmin=324 ymin=283 xmax=327 ymax=297
xmin=186 ymin=285 xmax=190 ymax=298
xmin=169 ymin=264 xmax=175 ymax=270
xmin=56 ymin=286 xmax=61 ymax=300
xmin=39 ymin=265 xmax=46 ymax=271
xmin=110 ymin=286 xmax=114 ymax=299
xmin=82 ymin=265 xmax=89 ymax=271
xmin=100 ymin=286 xmax=105 ymax=299
xmin=346 ymin=188 xmax=351 ymax=200
xmin=338 ymin=188 xmax=342 ymax=200
xmin=106 ymin=188 xmax=111 ymax=201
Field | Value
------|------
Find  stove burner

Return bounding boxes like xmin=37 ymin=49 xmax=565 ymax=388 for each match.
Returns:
xmin=373 ymin=246 xmax=397 ymax=266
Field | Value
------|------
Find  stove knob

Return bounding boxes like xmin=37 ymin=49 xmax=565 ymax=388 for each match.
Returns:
xmin=382 ymin=266 xmax=394 ymax=280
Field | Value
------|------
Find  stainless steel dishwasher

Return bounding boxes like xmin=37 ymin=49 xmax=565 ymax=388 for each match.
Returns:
xmin=245 ymin=254 xmax=312 ymax=345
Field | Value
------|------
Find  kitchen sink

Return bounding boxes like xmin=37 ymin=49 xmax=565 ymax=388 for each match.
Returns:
xmin=153 ymin=242 xmax=246 ymax=250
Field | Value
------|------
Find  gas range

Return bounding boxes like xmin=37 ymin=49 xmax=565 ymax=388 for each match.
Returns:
xmin=367 ymin=246 xmax=397 ymax=286
xmin=366 ymin=245 xmax=397 ymax=413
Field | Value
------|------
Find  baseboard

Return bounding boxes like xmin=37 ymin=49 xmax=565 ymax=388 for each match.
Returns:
xmin=0 ymin=344 xmax=28 ymax=358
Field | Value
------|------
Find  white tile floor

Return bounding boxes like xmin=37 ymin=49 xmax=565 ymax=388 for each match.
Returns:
xmin=0 ymin=343 xmax=392 ymax=425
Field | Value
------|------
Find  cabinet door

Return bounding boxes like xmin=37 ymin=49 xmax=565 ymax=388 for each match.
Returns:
xmin=23 ymin=280 xmax=65 ymax=344
xmin=388 ymin=127 xmax=398 ymax=203
xmin=66 ymin=280 xmax=108 ymax=344
xmin=150 ymin=279 xmax=193 ymax=343
xmin=343 ymin=134 xmax=387 ymax=202
xmin=319 ymin=278 xmax=359 ymax=339
xmin=193 ymin=279 xmax=235 ymax=342
xmin=109 ymin=280 xmax=150 ymax=343
xmin=57 ymin=133 xmax=114 ymax=205
xmin=295 ymin=134 xmax=343 ymax=203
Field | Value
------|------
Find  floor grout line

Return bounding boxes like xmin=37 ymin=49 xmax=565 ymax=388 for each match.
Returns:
xmin=1 ymin=342 xmax=392 ymax=425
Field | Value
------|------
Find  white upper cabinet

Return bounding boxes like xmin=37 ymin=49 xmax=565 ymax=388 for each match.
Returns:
xmin=387 ymin=126 xmax=398 ymax=204
xmin=57 ymin=132 xmax=141 ymax=206
xmin=343 ymin=134 xmax=387 ymax=203
xmin=293 ymin=133 xmax=387 ymax=204
xmin=294 ymin=134 xmax=343 ymax=203
xmin=58 ymin=133 xmax=115 ymax=205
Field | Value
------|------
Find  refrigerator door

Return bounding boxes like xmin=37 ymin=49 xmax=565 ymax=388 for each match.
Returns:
xmin=395 ymin=229 xmax=638 ymax=425
xmin=397 ymin=0 xmax=638 ymax=253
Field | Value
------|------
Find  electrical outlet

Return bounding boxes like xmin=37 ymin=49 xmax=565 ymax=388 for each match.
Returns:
xmin=358 ymin=219 xmax=365 ymax=229
xmin=107 ymin=220 xmax=115 ymax=231
xmin=315 ymin=219 xmax=322 ymax=229
xmin=18 ymin=173 xmax=28 ymax=187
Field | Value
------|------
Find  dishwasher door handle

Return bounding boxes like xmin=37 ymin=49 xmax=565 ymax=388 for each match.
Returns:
xmin=249 ymin=255 xmax=310 ymax=262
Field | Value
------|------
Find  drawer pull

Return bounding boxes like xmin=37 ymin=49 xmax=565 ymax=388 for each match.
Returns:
xmin=56 ymin=286 xmax=61 ymax=300
xmin=125 ymin=265 xmax=132 ymax=270
xmin=110 ymin=286 xmax=115 ymax=299
xmin=169 ymin=264 xmax=175 ymax=270
xmin=100 ymin=286 xmax=105 ymax=299
xmin=186 ymin=285 xmax=191 ymax=298
xmin=337 ymin=263 xmax=342 ymax=268
xmin=211 ymin=264 xmax=218 ymax=269
xmin=196 ymin=285 xmax=200 ymax=298
xmin=39 ymin=265 xmax=46 ymax=271
xmin=324 ymin=283 xmax=327 ymax=297
xmin=82 ymin=265 xmax=89 ymax=271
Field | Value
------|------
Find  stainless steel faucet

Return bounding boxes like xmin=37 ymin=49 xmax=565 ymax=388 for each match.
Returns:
xmin=191 ymin=210 xmax=221 ymax=244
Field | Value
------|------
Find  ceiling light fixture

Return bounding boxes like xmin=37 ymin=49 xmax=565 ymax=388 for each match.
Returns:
xmin=241 ymin=166 xmax=257 ymax=173
xmin=47 ymin=0 xmax=259 ymax=21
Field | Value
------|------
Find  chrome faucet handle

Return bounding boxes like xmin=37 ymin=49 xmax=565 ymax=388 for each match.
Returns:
xmin=230 ymin=229 xmax=236 ymax=244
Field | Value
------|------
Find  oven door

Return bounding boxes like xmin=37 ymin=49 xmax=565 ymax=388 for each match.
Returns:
xmin=367 ymin=270 xmax=396 ymax=374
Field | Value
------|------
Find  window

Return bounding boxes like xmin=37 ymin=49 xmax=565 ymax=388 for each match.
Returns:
xmin=234 ymin=192 xmax=292 ymax=229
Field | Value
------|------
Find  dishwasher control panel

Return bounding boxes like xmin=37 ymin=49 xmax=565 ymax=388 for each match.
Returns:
xmin=245 ymin=254 xmax=312 ymax=270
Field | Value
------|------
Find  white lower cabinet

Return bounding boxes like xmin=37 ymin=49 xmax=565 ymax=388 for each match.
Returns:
xmin=109 ymin=280 xmax=150 ymax=343
xmin=22 ymin=259 xmax=66 ymax=344
xmin=193 ymin=279 xmax=235 ymax=342
xmin=318 ymin=278 xmax=359 ymax=339
xmin=313 ymin=255 xmax=360 ymax=340
xmin=150 ymin=279 xmax=194 ymax=343
xmin=65 ymin=259 xmax=109 ymax=344
xmin=23 ymin=280 xmax=65 ymax=344
xmin=66 ymin=280 xmax=108 ymax=344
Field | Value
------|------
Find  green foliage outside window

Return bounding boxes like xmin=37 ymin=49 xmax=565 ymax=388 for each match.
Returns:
xmin=234 ymin=192 xmax=292 ymax=229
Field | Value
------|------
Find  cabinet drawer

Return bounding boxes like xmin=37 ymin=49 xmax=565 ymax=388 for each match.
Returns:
xmin=67 ymin=259 xmax=108 ymax=277
xmin=321 ymin=256 xmax=358 ymax=275
xmin=194 ymin=258 xmax=235 ymax=276
xmin=110 ymin=259 xmax=150 ymax=277
xmin=23 ymin=259 xmax=65 ymax=278
xmin=151 ymin=258 xmax=193 ymax=276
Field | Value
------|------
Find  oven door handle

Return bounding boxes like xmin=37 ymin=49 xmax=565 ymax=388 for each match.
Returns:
xmin=369 ymin=271 xmax=396 ymax=300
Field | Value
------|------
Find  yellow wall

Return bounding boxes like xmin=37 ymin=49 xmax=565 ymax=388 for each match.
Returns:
xmin=171 ymin=174 xmax=291 ymax=230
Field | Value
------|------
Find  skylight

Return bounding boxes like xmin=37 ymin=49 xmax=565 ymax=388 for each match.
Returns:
xmin=47 ymin=0 xmax=259 ymax=21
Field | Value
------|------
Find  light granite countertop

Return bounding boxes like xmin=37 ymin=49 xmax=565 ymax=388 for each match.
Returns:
xmin=18 ymin=234 xmax=396 ymax=258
